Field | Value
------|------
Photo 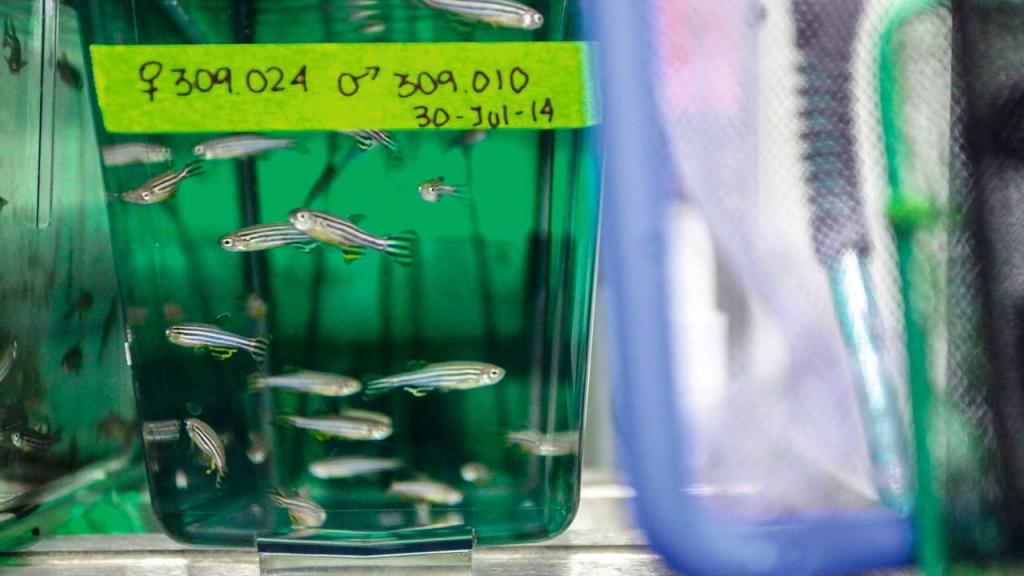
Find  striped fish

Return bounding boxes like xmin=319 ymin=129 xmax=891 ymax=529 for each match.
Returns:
xmin=506 ymin=429 xmax=578 ymax=456
xmin=166 ymin=323 xmax=269 ymax=363
xmin=366 ymin=361 xmax=505 ymax=397
xmin=340 ymin=130 xmax=401 ymax=158
xmin=288 ymin=209 xmax=416 ymax=266
xmin=101 ymin=142 xmax=172 ymax=166
xmin=142 ymin=419 xmax=181 ymax=443
xmin=185 ymin=418 xmax=227 ymax=485
xmin=421 ymin=0 xmax=544 ymax=30
xmin=0 ymin=338 xmax=16 ymax=384
xmin=220 ymin=223 xmax=317 ymax=253
xmin=193 ymin=135 xmax=295 ymax=160
xmin=10 ymin=428 xmax=60 ymax=453
xmin=249 ymin=370 xmax=362 ymax=397
xmin=389 ymin=479 xmax=463 ymax=505
xmin=120 ymin=161 xmax=203 ymax=205
xmin=418 ymin=177 xmax=469 ymax=203
xmin=278 ymin=409 xmax=392 ymax=441
xmin=308 ymin=456 xmax=403 ymax=480
xmin=270 ymin=489 xmax=327 ymax=528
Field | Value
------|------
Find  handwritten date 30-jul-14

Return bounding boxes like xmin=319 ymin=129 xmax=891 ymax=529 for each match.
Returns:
xmin=137 ymin=61 xmax=555 ymax=128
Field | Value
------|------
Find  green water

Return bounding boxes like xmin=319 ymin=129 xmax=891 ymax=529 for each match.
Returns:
xmin=79 ymin=0 xmax=598 ymax=546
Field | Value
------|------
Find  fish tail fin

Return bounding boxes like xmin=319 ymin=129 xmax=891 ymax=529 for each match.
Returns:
xmin=353 ymin=134 xmax=375 ymax=153
xmin=291 ymin=139 xmax=309 ymax=154
xmin=274 ymin=415 xmax=295 ymax=428
xmin=249 ymin=336 xmax=270 ymax=364
xmin=182 ymin=160 xmax=204 ymax=178
xmin=380 ymin=134 xmax=403 ymax=160
xmin=364 ymin=378 xmax=392 ymax=397
xmin=341 ymin=244 xmax=367 ymax=263
xmin=384 ymin=231 xmax=417 ymax=266
xmin=246 ymin=373 xmax=266 ymax=393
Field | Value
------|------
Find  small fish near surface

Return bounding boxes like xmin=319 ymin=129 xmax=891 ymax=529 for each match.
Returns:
xmin=166 ymin=323 xmax=269 ymax=363
xmin=101 ymin=142 xmax=172 ymax=167
xmin=366 ymin=361 xmax=505 ymax=397
xmin=185 ymin=417 xmax=227 ymax=486
xmin=193 ymin=135 xmax=297 ymax=160
xmin=11 ymin=428 xmax=60 ymax=453
xmin=60 ymin=342 xmax=83 ymax=374
xmin=389 ymin=478 xmax=464 ymax=506
xmin=308 ymin=456 xmax=403 ymax=480
xmin=0 ymin=197 xmax=8 ymax=216
xmin=289 ymin=209 xmax=416 ymax=266
xmin=418 ymin=177 xmax=469 ymax=204
xmin=120 ymin=161 xmax=203 ymax=205
xmin=220 ymin=223 xmax=317 ymax=253
xmin=421 ymin=0 xmax=544 ymax=30
xmin=278 ymin=409 xmax=392 ymax=441
xmin=270 ymin=489 xmax=327 ymax=529
xmin=249 ymin=370 xmax=362 ymax=397
xmin=3 ymin=18 xmax=27 ymax=74
xmin=340 ymin=130 xmax=401 ymax=159
xmin=0 ymin=338 xmax=16 ymax=384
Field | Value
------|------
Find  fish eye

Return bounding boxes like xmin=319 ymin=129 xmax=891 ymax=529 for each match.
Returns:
xmin=526 ymin=12 xmax=544 ymax=27
xmin=221 ymin=238 xmax=234 ymax=247
xmin=489 ymin=369 xmax=500 ymax=378
xmin=296 ymin=212 xmax=308 ymax=220
xmin=193 ymin=145 xmax=204 ymax=155
xmin=141 ymin=191 xmax=152 ymax=200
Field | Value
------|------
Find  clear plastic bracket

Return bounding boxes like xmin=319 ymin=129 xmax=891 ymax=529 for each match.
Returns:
xmin=257 ymin=528 xmax=474 ymax=576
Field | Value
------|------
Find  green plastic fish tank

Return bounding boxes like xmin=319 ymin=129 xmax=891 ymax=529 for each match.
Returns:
xmin=77 ymin=0 xmax=599 ymax=547
xmin=0 ymin=0 xmax=138 ymax=550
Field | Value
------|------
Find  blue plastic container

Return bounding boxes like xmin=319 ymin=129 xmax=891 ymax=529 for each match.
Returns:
xmin=592 ymin=0 xmax=915 ymax=574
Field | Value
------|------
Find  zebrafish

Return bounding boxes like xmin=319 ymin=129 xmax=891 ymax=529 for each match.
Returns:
xmin=142 ymin=419 xmax=181 ymax=443
xmin=0 ymin=339 xmax=16 ymax=384
xmin=220 ymin=223 xmax=317 ymax=253
xmin=193 ymin=135 xmax=296 ymax=160
xmin=120 ymin=161 xmax=203 ymax=205
xmin=288 ymin=209 xmax=416 ymax=266
xmin=11 ymin=429 xmax=60 ymax=453
xmin=61 ymin=342 xmax=83 ymax=374
xmin=3 ymin=18 xmax=27 ymax=74
xmin=460 ymin=462 xmax=493 ymax=484
xmin=166 ymin=323 xmax=269 ymax=362
xmin=185 ymin=417 xmax=227 ymax=485
xmin=421 ymin=0 xmax=544 ymax=30
xmin=389 ymin=479 xmax=463 ymax=505
xmin=308 ymin=456 xmax=403 ymax=480
xmin=366 ymin=361 xmax=505 ymax=396
xmin=278 ymin=409 xmax=392 ymax=441
xmin=340 ymin=130 xmax=401 ymax=158
xmin=506 ymin=429 xmax=578 ymax=456
xmin=57 ymin=54 xmax=83 ymax=89
xmin=270 ymin=489 xmax=327 ymax=529
xmin=453 ymin=130 xmax=488 ymax=149
xmin=418 ymin=177 xmax=468 ymax=203
xmin=249 ymin=370 xmax=362 ymax=397
xmin=101 ymin=142 xmax=172 ymax=167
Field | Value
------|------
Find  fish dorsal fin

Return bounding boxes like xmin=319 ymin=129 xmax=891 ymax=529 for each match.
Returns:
xmin=348 ymin=213 xmax=367 ymax=226
xmin=406 ymin=360 xmax=430 ymax=371
xmin=213 ymin=312 xmax=231 ymax=326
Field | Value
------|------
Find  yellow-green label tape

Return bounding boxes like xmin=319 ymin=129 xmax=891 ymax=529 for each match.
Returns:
xmin=89 ymin=42 xmax=598 ymax=133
